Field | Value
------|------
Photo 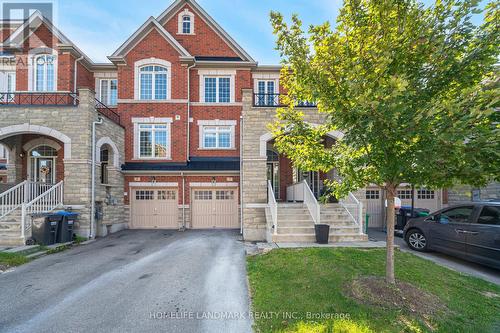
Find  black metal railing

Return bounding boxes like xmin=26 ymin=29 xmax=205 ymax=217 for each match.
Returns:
xmin=94 ymin=98 xmax=121 ymax=125
xmin=0 ymin=92 xmax=78 ymax=106
xmin=253 ymin=93 xmax=317 ymax=108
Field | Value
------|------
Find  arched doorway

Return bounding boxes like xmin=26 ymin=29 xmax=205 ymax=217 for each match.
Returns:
xmin=29 ymin=145 xmax=57 ymax=184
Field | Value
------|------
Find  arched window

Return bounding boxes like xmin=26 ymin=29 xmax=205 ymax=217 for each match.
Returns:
xmin=34 ymin=54 xmax=56 ymax=91
xmin=182 ymin=15 xmax=191 ymax=34
xmin=140 ymin=65 xmax=168 ymax=100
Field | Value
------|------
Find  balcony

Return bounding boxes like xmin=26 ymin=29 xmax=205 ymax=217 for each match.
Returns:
xmin=253 ymin=93 xmax=317 ymax=108
xmin=0 ymin=92 xmax=121 ymax=126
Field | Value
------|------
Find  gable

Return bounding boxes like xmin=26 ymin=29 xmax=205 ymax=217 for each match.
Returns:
xmin=157 ymin=0 xmax=255 ymax=63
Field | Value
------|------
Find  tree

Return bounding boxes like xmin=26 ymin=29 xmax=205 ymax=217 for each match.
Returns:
xmin=270 ymin=0 xmax=499 ymax=284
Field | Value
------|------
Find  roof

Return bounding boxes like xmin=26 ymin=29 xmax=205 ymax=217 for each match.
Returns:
xmin=110 ymin=16 xmax=193 ymax=63
xmin=195 ymin=56 xmax=243 ymax=62
xmin=157 ymin=0 xmax=255 ymax=63
xmin=122 ymin=157 xmax=240 ymax=172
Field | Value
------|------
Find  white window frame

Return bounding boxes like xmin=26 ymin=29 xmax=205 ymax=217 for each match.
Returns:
xmin=28 ymin=50 xmax=58 ymax=92
xmin=134 ymin=58 xmax=171 ymax=100
xmin=198 ymin=120 xmax=236 ymax=150
xmin=177 ymin=9 xmax=195 ymax=35
xmin=132 ymin=117 xmax=172 ymax=160
xmin=198 ymin=69 xmax=236 ymax=104
xmin=99 ymin=79 xmax=118 ymax=106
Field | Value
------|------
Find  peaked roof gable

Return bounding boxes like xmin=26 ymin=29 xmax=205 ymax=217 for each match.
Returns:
xmin=157 ymin=0 xmax=255 ymax=63
xmin=110 ymin=16 xmax=192 ymax=62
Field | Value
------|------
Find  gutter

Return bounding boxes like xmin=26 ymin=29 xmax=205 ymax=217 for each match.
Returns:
xmin=240 ymin=115 xmax=244 ymax=235
xmin=73 ymin=55 xmax=84 ymax=92
xmin=186 ymin=62 xmax=196 ymax=162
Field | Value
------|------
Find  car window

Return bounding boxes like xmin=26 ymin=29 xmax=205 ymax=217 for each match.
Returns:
xmin=439 ymin=206 xmax=474 ymax=224
xmin=477 ymin=206 xmax=500 ymax=226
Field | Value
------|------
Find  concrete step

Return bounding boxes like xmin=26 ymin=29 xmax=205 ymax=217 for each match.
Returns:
xmin=0 ymin=235 xmax=24 ymax=246
xmin=0 ymin=222 xmax=21 ymax=232
xmin=277 ymin=226 xmax=360 ymax=235
xmin=272 ymin=233 xmax=368 ymax=243
xmin=278 ymin=203 xmax=306 ymax=208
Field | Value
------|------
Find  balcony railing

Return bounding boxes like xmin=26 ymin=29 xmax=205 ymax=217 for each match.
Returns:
xmin=0 ymin=92 xmax=78 ymax=106
xmin=94 ymin=98 xmax=121 ymax=125
xmin=253 ymin=93 xmax=317 ymax=108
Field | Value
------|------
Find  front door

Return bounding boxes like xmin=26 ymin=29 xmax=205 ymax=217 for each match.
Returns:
xmin=31 ymin=157 xmax=55 ymax=184
xmin=267 ymin=163 xmax=280 ymax=199
xmin=298 ymin=170 xmax=320 ymax=198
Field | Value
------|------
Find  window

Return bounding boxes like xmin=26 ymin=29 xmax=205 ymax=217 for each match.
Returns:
xmin=256 ymin=80 xmax=277 ymax=106
xmin=477 ymin=206 xmax=500 ymax=225
xmin=158 ymin=190 xmax=176 ymax=200
xmin=216 ymin=190 xmax=234 ymax=200
xmin=140 ymin=66 xmax=168 ymax=100
xmin=366 ymin=190 xmax=380 ymax=200
xmin=182 ymin=16 xmax=191 ymax=34
xmin=30 ymin=145 xmax=57 ymax=157
xmin=135 ymin=190 xmax=154 ymax=200
xmin=34 ymin=54 xmax=56 ymax=91
xmin=195 ymin=191 xmax=212 ymax=200
xmin=202 ymin=126 xmax=233 ymax=149
xmin=100 ymin=148 xmax=109 ymax=184
xmin=204 ymin=77 xmax=231 ymax=103
xmin=397 ymin=189 xmax=413 ymax=200
xmin=439 ymin=206 xmax=474 ymax=224
xmin=100 ymin=79 xmax=118 ymax=106
xmin=138 ymin=124 xmax=169 ymax=158
xmin=417 ymin=189 xmax=435 ymax=199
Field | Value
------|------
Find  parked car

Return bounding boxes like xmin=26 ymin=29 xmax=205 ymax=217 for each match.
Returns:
xmin=403 ymin=202 xmax=500 ymax=270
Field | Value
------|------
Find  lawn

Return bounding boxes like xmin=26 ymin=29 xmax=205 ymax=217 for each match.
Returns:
xmin=247 ymin=248 xmax=500 ymax=333
xmin=0 ymin=251 xmax=30 ymax=270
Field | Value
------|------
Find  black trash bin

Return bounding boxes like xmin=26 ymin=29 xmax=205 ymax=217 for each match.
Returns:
xmin=31 ymin=213 xmax=62 ymax=245
xmin=315 ymin=224 xmax=330 ymax=244
xmin=55 ymin=211 xmax=79 ymax=243
xmin=395 ymin=206 xmax=431 ymax=230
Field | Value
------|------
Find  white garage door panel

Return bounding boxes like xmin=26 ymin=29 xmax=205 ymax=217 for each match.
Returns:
xmin=131 ymin=188 xmax=178 ymax=229
xmin=192 ymin=188 xmax=238 ymax=229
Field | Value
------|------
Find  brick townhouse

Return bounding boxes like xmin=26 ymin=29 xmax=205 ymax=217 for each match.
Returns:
xmin=0 ymin=0 xmax=472 ymax=246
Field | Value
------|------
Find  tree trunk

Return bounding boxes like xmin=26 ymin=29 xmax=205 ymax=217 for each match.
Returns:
xmin=385 ymin=183 xmax=397 ymax=284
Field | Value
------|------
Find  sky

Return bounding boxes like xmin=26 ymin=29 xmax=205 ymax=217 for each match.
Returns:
xmin=40 ymin=0 xmax=487 ymax=65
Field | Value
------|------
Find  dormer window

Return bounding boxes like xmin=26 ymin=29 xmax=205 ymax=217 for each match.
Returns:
xmin=182 ymin=16 xmax=191 ymax=34
xmin=178 ymin=9 xmax=194 ymax=35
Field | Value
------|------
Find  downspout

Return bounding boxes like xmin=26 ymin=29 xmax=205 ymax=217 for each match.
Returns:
xmin=73 ymin=56 xmax=84 ymax=105
xmin=240 ymin=115 xmax=244 ymax=235
xmin=181 ymin=171 xmax=186 ymax=230
xmin=186 ymin=62 xmax=196 ymax=162
xmin=90 ymin=117 xmax=103 ymax=239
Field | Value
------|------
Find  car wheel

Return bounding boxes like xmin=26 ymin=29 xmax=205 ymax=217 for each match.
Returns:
xmin=406 ymin=229 xmax=428 ymax=252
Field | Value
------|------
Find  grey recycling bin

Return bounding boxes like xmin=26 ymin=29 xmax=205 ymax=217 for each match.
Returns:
xmin=31 ymin=213 xmax=62 ymax=245
xmin=55 ymin=211 xmax=78 ymax=243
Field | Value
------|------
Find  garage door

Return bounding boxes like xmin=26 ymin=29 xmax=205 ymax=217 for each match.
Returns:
xmin=191 ymin=188 xmax=239 ymax=229
xmin=365 ymin=188 xmax=384 ymax=227
xmin=131 ymin=188 xmax=178 ymax=229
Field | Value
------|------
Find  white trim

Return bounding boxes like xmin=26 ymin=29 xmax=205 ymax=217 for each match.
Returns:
xmin=0 ymin=124 xmax=71 ymax=159
xmin=178 ymin=9 xmax=195 ymax=35
xmin=134 ymin=58 xmax=172 ymax=100
xmin=129 ymin=182 xmax=178 ymax=187
xmin=198 ymin=120 xmax=236 ymax=150
xmin=111 ymin=17 xmax=191 ymax=58
xmin=28 ymin=49 xmax=58 ymax=92
xmin=197 ymin=120 xmax=237 ymax=126
xmin=190 ymin=182 xmax=239 ymax=188
xmin=198 ymin=69 xmax=236 ymax=103
xmin=119 ymin=99 xmax=188 ymax=104
xmin=252 ymin=73 xmax=280 ymax=80
xmin=95 ymin=137 xmax=120 ymax=168
xmin=254 ymin=78 xmax=279 ymax=94
xmin=156 ymin=0 xmax=255 ymax=63
xmin=97 ymin=78 xmax=118 ymax=106
xmin=23 ymin=137 xmax=62 ymax=152
xmin=132 ymin=118 xmax=172 ymax=160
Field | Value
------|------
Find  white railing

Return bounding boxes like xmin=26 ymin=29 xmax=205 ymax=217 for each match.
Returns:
xmin=0 ymin=180 xmax=28 ymax=219
xmin=21 ymin=181 xmax=64 ymax=240
xmin=339 ymin=192 xmax=364 ymax=234
xmin=286 ymin=182 xmax=304 ymax=202
xmin=27 ymin=182 xmax=54 ymax=202
xmin=268 ymin=180 xmax=278 ymax=235
xmin=303 ymin=180 xmax=320 ymax=224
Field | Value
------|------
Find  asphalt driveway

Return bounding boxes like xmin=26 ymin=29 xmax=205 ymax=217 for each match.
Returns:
xmin=0 ymin=230 xmax=252 ymax=333
xmin=368 ymin=228 xmax=500 ymax=286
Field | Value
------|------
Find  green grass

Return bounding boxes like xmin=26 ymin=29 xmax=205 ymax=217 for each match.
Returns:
xmin=0 ymin=252 xmax=30 ymax=268
xmin=247 ymin=248 xmax=500 ymax=333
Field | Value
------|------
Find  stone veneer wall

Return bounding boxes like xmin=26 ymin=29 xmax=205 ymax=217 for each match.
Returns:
xmin=0 ymin=88 xmax=126 ymax=238
xmin=448 ymin=182 xmax=500 ymax=205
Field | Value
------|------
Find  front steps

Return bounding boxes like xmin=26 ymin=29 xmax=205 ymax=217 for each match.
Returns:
xmin=0 ymin=211 xmax=24 ymax=246
xmin=270 ymin=203 xmax=368 ymax=243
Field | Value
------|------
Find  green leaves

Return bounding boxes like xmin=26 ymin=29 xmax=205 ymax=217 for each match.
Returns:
xmin=270 ymin=0 xmax=499 ymax=198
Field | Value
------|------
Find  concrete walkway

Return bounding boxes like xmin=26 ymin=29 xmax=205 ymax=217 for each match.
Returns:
xmin=0 ymin=230 xmax=253 ymax=333
xmin=369 ymin=228 xmax=500 ymax=286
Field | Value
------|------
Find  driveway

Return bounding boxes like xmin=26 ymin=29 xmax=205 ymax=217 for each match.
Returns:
xmin=0 ymin=230 xmax=253 ymax=333
xmin=368 ymin=228 xmax=500 ymax=286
